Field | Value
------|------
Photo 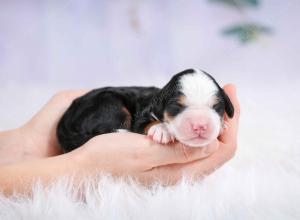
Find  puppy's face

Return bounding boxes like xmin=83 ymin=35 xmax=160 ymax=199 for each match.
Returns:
xmin=152 ymin=69 xmax=234 ymax=147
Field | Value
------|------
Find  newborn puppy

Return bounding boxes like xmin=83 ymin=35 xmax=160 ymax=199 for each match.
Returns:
xmin=57 ymin=69 xmax=234 ymax=152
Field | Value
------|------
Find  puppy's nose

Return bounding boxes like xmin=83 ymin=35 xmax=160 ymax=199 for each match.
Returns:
xmin=192 ymin=124 xmax=208 ymax=135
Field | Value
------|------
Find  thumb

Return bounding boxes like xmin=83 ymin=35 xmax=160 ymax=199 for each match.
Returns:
xmin=219 ymin=84 xmax=240 ymax=144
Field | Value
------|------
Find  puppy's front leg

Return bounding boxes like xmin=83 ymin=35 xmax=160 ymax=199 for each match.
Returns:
xmin=147 ymin=123 xmax=175 ymax=144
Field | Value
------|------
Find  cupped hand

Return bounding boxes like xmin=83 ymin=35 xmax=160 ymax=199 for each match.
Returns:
xmin=70 ymin=84 xmax=240 ymax=185
xmin=14 ymin=84 xmax=239 ymax=185
xmin=19 ymin=90 xmax=89 ymax=158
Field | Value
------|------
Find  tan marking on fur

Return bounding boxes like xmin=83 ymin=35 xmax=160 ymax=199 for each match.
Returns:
xmin=144 ymin=121 xmax=160 ymax=134
xmin=163 ymin=95 xmax=186 ymax=122
xmin=163 ymin=111 xmax=173 ymax=123
xmin=121 ymin=107 xmax=132 ymax=129
xmin=177 ymin=95 xmax=186 ymax=106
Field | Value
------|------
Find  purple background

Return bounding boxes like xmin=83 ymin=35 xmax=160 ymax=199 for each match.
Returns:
xmin=0 ymin=0 xmax=299 ymax=129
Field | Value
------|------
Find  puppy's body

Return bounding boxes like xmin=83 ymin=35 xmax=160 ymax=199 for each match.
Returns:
xmin=57 ymin=86 xmax=159 ymax=152
xmin=57 ymin=69 xmax=234 ymax=152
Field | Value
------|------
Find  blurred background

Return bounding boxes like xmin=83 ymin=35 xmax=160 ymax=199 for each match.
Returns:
xmin=0 ymin=0 xmax=299 ymax=134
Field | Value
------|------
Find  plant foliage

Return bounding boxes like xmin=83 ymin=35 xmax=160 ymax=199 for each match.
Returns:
xmin=209 ymin=0 xmax=273 ymax=44
xmin=209 ymin=0 xmax=259 ymax=8
xmin=222 ymin=23 xmax=271 ymax=43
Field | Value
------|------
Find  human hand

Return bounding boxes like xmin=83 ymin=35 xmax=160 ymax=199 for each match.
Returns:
xmin=71 ymin=84 xmax=240 ymax=185
xmin=0 ymin=84 xmax=238 ymax=195
xmin=18 ymin=90 xmax=89 ymax=158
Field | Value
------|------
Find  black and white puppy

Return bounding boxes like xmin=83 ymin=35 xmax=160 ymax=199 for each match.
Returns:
xmin=57 ymin=69 xmax=234 ymax=152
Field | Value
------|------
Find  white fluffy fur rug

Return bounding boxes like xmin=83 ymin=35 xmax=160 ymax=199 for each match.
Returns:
xmin=0 ymin=83 xmax=300 ymax=220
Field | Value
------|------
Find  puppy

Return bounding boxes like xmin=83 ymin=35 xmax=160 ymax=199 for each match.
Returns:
xmin=57 ymin=69 xmax=234 ymax=152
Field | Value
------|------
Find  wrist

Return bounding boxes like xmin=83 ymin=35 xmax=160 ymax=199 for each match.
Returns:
xmin=0 ymin=128 xmax=22 ymax=164
xmin=67 ymin=146 xmax=94 ymax=176
xmin=18 ymin=123 xmax=62 ymax=158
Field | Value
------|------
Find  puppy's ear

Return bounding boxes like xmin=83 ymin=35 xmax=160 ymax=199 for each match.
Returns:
xmin=222 ymin=90 xmax=234 ymax=118
xmin=201 ymin=71 xmax=235 ymax=118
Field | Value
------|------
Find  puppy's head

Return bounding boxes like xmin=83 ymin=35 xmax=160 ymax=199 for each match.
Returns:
xmin=151 ymin=69 xmax=234 ymax=147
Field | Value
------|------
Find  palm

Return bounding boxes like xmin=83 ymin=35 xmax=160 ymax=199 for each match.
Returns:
xmin=23 ymin=90 xmax=89 ymax=156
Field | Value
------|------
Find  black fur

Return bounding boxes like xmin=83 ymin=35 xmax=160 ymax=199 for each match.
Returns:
xmin=57 ymin=69 xmax=233 ymax=152
xmin=57 ymin=87 xmax=159 ymax=152
xmin=202 ymin=70 xmax=235 ymax=118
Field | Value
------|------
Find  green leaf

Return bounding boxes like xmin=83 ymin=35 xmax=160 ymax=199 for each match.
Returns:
xmin=222 ymin=23 xmax=272 ymax=44
xmin=209 ymin=0 xmax=259 ymax=8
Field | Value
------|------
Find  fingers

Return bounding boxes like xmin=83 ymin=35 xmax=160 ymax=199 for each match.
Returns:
xmin=91 ymin=132 xmax=218 ymax=168
xmin=145 ymin=138 xmax=219 ymax=168
xmin=29 ymin=89 xmax=90 ymax=126
xmin=138 ymin=141 xmax=232 ymax=186
xmin=137 ymin=158 xmax=212 ymax=186
xmin=82 ymin=132 xmax=220 ymax=178
xmin=50 ymin=89 xmax=90 ymax=111
xmin=219 ymin=84 xmax=240 ymax=145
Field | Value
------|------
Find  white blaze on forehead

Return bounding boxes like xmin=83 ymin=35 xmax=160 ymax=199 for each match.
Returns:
xmin=179 ymin=70 xmax=219 ymax=107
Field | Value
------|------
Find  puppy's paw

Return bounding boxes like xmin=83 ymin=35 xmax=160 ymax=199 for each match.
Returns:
xmin=147 ymin=123 xmax=174 ymax=144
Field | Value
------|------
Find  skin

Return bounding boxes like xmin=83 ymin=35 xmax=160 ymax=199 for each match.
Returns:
xmin=0 ymin=84 xmax=240 ymax=196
